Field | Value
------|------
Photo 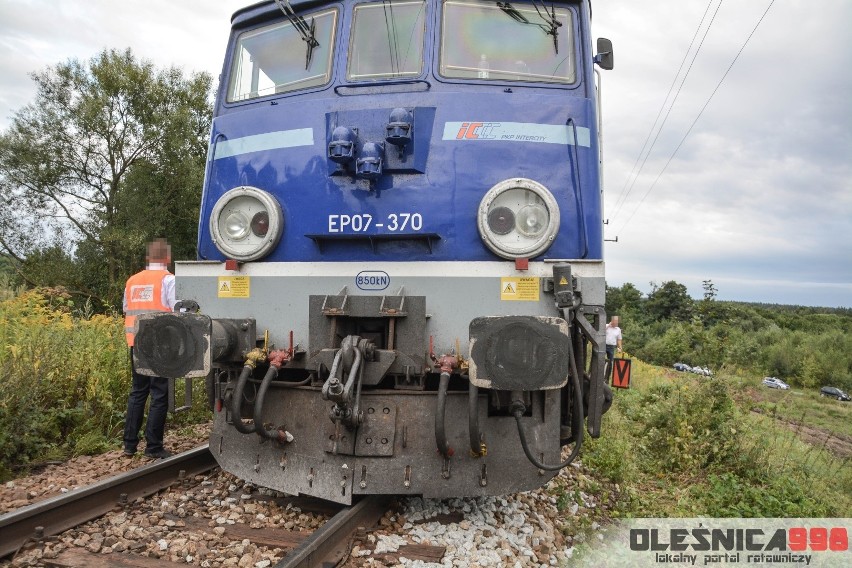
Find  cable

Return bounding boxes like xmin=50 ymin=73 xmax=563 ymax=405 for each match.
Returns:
xmin=610 ymin=0 xmax=724 ymax=222
xmin=513 ymin=329 xmax=585 ymax=471
xmin=608 ymin=0 xmax=715 ymax=217
xmin=616 ymin=0 xmax=776 ymax=235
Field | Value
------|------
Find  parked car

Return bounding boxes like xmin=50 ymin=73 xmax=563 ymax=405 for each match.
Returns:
xmin=820 ymin=386 xmax=851 ymax=401
xmin=762 ymin=377 xmax=790 ymax=390
xmin=673 ymin=363 xmax=714 ymax=376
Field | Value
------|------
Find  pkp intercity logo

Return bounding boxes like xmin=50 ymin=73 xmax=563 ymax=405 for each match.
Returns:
xmin=454 ymin=121 xmax=500 ymax=140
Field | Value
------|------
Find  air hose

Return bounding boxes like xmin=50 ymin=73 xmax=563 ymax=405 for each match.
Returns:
xmin=229 ymin=348 xmax=268 ymax=435
xmin=435 ymin=372 xmax=452 ymax=458
xmin=513 ymin=343 xmax=584 ymax=471
xmin=230 ymin=365 xmax=257 ymax=434
xmin=253 ymin=349 xmax=295 ymax=443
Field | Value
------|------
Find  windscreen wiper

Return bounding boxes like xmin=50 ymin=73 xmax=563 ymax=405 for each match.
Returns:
xmin=497 ymin=2 xmax=531 ymax=24
xmin=531 ymin=0 xmax=562 ymax=54
xmin=497 ymin=1 xmax=562 ymax=54
xmin=274 ymin=0 xmax=320 ymax=69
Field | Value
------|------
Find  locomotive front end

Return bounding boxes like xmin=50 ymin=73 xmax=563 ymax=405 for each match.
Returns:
xmin=134 ymin=0 xmax=615 ymax=504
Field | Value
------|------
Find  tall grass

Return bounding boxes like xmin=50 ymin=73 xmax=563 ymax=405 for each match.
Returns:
xmin=0 ymin=285 xmax=208 ymax=480
xmin=582 ymin=357 xmax=852 ymax=518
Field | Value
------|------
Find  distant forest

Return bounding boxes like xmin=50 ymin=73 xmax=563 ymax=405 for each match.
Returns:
xmin=607 ymin=280 xmax=852 ymax=391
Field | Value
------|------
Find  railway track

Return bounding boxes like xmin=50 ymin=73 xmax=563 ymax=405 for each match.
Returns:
xmin=0 ymin=445 xmax=391 ymax=567
xmin=0 ymin=445 xmax=217 ymax=559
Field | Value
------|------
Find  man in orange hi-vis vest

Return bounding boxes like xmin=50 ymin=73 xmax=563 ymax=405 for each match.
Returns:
xmin=123 ymin=238 xmax=177 ymax=459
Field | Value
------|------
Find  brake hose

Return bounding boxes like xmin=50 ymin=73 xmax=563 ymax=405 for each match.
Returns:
xmin=230 ymin=365 xmax=256 ymax=434
xmin=513 ymin=343 xmax=584 ymax=471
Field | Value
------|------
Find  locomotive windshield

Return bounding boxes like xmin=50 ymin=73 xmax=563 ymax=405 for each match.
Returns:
xmin=440 ymin=0 xmax=575 ymax=84
xmin=228 ymin=7 xmax=338 ymax=101
xmin=347 ymin=0 xmax=428 ymax=80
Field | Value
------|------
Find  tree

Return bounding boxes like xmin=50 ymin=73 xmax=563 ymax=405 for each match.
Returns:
xmin=0 ymin=48 xmax=212 ymax=306
xmin=646 ymin=280 xmax=694 ymax=322
xmin=606 ymin=282 xmax=644 ymax=318
xmin=702 ymin=279 xmax=718 ymax=301
xmin=698 ymin=278 xmax=728 ymax=326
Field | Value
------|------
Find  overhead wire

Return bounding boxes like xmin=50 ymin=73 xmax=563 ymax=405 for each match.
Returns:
xmin=610 ymin=0 xmax=724 ymax=222
xmin=608 ymin=0 xmax=715 ymax=218
xmin=615 ymin=0 xmax=776 ymax=235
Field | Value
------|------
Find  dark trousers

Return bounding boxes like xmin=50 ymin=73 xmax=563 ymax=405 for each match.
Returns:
xmin=124 ymin=348 xmax=169 ymax=453
xmin=605 ymin=344 xmax=616 ymax=382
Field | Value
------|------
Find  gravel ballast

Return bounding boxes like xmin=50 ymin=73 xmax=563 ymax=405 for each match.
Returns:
xmin=3 ymin=427 xmax=617 ymax=567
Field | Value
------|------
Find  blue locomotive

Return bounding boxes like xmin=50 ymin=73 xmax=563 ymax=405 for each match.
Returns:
xmin=134 ymin=0 xmax=616 ymax=504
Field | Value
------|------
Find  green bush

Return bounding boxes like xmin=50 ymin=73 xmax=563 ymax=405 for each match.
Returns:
xmin=582 ymin=405 xmax=637 ymax=485
xmin=639 ymin=379 xmax=739 ymax=473
xmin=696 ymin=473 xmax=832 ymax=518
xmin=0 ymin=287 xmax=209 ymax=480
xmin=583 ymin=358 xmax=850 ymax=518
xmin=641 ymin=325 xmax=690 ymax=367
xmin=0 ymin=289 xmax=125 ymax=476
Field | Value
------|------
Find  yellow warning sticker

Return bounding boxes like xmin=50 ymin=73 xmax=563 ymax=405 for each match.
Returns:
xmin=500 ymin=277 xmax=539 ymax=301
xmin=559 ymin=276 xmax=569 ymax=286
xmin=218 ymin=276 xmax=250 ymax=298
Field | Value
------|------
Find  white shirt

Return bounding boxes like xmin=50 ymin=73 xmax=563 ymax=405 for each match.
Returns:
xmin=123 ymin=263 xmax=177 ymax=312
xmin=605 ymin=324 xmax=622 ymax=346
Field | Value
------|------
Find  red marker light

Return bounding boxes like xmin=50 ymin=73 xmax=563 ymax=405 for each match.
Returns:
xmin=251 ymin=211 xmax=270 ymax=237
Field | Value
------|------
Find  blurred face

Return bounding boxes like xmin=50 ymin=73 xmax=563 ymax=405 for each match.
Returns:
xmin=147 ymin=241 xmax=172 ymax=265
xmin=611 ymin=317 xmax=619 ymax=326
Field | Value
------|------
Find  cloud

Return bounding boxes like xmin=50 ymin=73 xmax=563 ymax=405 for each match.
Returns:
xmin=595 ymin=0 xmax=852 ymax=307
xmin=0 ymin=0 xmax=245 ymax=123
xmin=0 ymin=0 xmax=849 ymax=307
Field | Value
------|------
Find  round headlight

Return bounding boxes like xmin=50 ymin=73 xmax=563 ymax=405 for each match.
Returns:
xmin=516 ymin=204 xmax=548 ymax=237
xmin=210 ymin=186 xmax=283 ymax=261
xmin=225 ymin=211 xmax=250 ymax=240
xmin=477 ymin=178 xmax=560 ymax=259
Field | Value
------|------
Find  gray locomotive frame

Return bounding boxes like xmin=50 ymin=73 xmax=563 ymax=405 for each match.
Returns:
xmin=136 ymin=259 xmax=607 ymax=504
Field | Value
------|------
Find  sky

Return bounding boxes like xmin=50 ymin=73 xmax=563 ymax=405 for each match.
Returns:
xmin=0 ymin=0 xmax=849 ymax=308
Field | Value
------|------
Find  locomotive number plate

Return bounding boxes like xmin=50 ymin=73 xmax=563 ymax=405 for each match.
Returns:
xmin=328 ymin=213 xmax=424 ymax=233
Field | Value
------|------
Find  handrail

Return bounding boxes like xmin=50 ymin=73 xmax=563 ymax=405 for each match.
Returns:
xmin=595 ymin=67 xmax=604 ymax=185
xmin=567 ymin=117 xmax=589 ymax=258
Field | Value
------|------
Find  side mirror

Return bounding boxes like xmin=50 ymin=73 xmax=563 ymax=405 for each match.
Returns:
xmin=595 ymin=38 xmax=614 ymax=70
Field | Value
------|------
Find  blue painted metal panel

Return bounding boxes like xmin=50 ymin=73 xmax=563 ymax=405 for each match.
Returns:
xmin=198 ymin=0 xmax=603 ymax=263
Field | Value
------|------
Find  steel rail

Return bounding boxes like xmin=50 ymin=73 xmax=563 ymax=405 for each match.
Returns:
xmin=0 ymin=444 xmax=217 ymax=558
xmin=274 ymin=494 xmax=389 ymax=568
